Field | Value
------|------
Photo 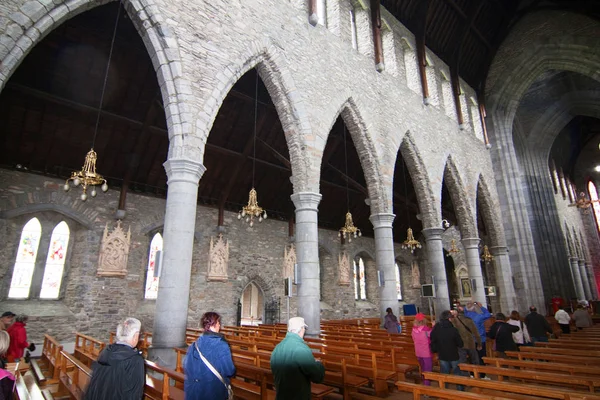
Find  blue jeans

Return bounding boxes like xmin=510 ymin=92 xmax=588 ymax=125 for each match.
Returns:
xmin=439 ymin=359 xmax=464 ymax=391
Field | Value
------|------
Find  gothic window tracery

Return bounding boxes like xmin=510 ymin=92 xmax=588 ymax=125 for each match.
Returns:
xmin=8 ymin=218 xmax=42 ymax=299
xmin=40 ymin=221 xmax=70 ymax=299
xmin=354 ymin=257 xmax=366 ymax=300
xmin=144 ymin=232 xmax=163 ymax=299
xmin=588 ymin=181 xmax=600 ymax=233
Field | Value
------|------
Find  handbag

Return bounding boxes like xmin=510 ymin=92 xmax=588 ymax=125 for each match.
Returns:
xmin=492 ymin=325 xmax=502 ymax=351
xmin=194 ymin=341 xmax=234 ymax=400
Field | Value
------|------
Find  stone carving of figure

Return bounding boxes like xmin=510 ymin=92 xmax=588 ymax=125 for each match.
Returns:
xmin=339 ymin=252 xmax=351 ymax=286
xmin=411 ymin=259 xmax=420 ymax=288
xmin=283 ymin=244 xmax=296 ymax=278
xmin=208 ymin=234 xmax=229 ymax=281
xmin=97 ymin=221 xmax=131 ymax=277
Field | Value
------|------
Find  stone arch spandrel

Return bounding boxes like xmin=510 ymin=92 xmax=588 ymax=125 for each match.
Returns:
xmin=0 ymin=0 xmax=198 ymax=160
xmin=317 ymin=96 xmax=388 ymax=214
xmin=398 ymin=132 xmax=438 ymax=229
xmin=199 ymin=38 xmax=312 ymax=193
xmin=443 ymin=156 xmax=477 ymax=238
xmin=476 ymin=174 xmax=506 ymax=247
xmin=0 ymin=203 xmax=95 ymax=230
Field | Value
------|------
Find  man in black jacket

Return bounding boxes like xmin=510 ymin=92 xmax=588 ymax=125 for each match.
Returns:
xmin=430 ymin=310 xmax=464 ymax=391
xmin=524 ymin=306 xmax=552 ymax=343
xmin=84 ymin=317 xmax=145 ymax=400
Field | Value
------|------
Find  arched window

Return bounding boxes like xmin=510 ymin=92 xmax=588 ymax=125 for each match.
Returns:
xmin=588 ymin=181 xmax=600 ymax=233
xmin=39 ymin=221 xmax=70 ymax=299
xmin=354 ymin=257 xmax=366 ymax=300
xmin=144 ymin=233 xmax=163 ymax=299
xmin=395 ymin=262 xmax=403 ymax=300
xmin=9 ymin=218 xmax=42 ymax=298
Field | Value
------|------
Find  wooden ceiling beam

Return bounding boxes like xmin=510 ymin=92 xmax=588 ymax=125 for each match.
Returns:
xmin=450 ymin=0 xmax=485 ymax=74
xmin=444 ymin=0 xmax=492 ymax=49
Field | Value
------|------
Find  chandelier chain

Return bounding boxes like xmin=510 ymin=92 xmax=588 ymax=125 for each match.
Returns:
xmin=343 ymin=125 xmax=350 ymax=211
xmin=252 ymin=72 xmax=258 ymax=188
xmin=92 ymin=1 xmax=122 ymax=149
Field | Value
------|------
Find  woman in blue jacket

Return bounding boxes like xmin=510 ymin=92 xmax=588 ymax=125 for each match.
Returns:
xmin=184 ymin=312 xmax=236 ymax=400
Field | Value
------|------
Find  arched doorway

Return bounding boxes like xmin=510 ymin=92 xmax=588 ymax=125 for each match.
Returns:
xmin=240 ymin=282 xmax=264 ymax=326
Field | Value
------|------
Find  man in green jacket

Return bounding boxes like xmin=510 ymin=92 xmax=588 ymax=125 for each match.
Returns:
xmin=270 ymin=317 xmax=325 ymax=400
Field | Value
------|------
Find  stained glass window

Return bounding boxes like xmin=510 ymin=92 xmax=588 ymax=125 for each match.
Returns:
xmin=40 ymin=221 xmax=70 ymax=299
xmin=395 ymin=262 xmax=403 ymax=300
xmin=354 ymin=257 xmax=366 ymax=300
xmin=8 ymin=218 xmax=42 ymax=298
xmin=144 ymin=233 xmax=163 ymax=299
xmin=588 ymin=181 xmax=600 ymax=234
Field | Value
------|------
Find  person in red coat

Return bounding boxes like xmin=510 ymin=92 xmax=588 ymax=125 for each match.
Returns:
xmin=6 ymin=314 xmax=33 ymax=362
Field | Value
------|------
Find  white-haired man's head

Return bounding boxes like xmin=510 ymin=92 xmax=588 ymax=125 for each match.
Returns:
xmin=116 ymin=317 xmax=141 ymax=347
xmin=287 ymin=317 xmax=308 ymax=338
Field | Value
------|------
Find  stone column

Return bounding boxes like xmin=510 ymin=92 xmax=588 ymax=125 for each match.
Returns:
xmin=291 ymin=192 xmax=322 ymax=336
xmin=422 ymin=228 xmax=450 ymax=319
xmin=150 ymin=158 xmax=205 ymax=367
xmin=370 ymin=213 xmax=397 ymax=321
xmin=461 ymin=238 xmax=486 ymax=307
xmin=579 ymin=260 xmax=592 ymax=300
xmin=570 ymin=257 xmax=585 ymax=300
xmin=587 ymin=262 xmax=598 ymax=300
xmin=489 ymin=246 xmax=517 ymax=312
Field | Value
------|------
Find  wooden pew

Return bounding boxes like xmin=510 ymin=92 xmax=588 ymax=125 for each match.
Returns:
xmin=483 ymin=357 xmax=600 ymax=377
xmin=74 ymin=332 xmax=105 ymax=368
xmin=14 ymin=369 xmax=53 ymax=400
xmin=58 ymin=350 xmax=92 ymax=400
xmin=458 ymin=363 xmax=600 ymax=392
xmin=33 ymin=334 xmax=63 ymax=386
xmin=423 ymin=371 xmax=600 ymax=400
xmin=506 ymin=350 xmax=600 ymax=366
xmin=395 ymin=381 xmax=516 ymax=399
xmin=144 ymin=360 xmax=185 ymax=400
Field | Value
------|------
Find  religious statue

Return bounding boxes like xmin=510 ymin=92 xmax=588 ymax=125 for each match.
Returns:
xmin=283 ymin=244 xmax=296 ymax=278
xmin=208 ymin=234 xmax=229 ymax=281
xmin=338 ymin=252 xmax=351 ymax=286
xmin=411 ymin=259 xmax=420 ymax=288
xmin=97 ymin=220 xmax=131 ymax=277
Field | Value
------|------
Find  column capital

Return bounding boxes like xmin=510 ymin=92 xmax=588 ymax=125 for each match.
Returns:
xmin=422 ymin=227 xmax=444 ymax=240
xmin=570 ymin=257 xmax=580 ymax=263
xmin=291 ymin=192 xmax=321 ymax=211
xmin=163 ymin=158 xmax=206 ymax=184
xmin=461 ymin=237 xmax=481 ymax=249
xmin=489 ymin=245 xmax=508 ymax=256
xmin=369 ymin=213 xmax=395 ymax=229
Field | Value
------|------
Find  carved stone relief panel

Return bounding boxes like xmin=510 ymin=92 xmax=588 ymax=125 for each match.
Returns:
xmin=208 ymin=234 xmax=229 ymax=281
xmin=97 ymin=220 xmax=131 ymax=277
xmin=338 ymin=251 xmax=351 ymax=286
xmin=283 ymin=244 xmax=296 ymax=279
xmin=411 ymin=259 xmax=421 ymax=288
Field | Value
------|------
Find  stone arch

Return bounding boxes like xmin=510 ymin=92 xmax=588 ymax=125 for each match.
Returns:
xmin=200 ymin=38 xmax=312 ymax=192
xmin=238 ymin=273 xmax=275 ymax=301
xmin=0 ymin=203 xmax=95 ymax=230
xmin=475 ymin=174 xmax=505 ymax=247
xmin=318 ymin=96 xmax=387 ymax=214
xmin=0 ymin=0 xmax=197 ymax=158
xmin=398 ymin=132 xmax=438 ymax=228
xmin=239 ymin=280 xmax=266 ymax=324
xmin=351 ymin=248 xmax=376 ymax=262
xmin=442 ymin=155 xmax=476 ymax=238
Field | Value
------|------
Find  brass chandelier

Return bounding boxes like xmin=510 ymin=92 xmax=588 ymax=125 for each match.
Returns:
xmin=401 ymin=227 xmax=422 ymax=253
xmin=338 ymin=126 xmax=361 ymax=243
xmin=446 ymin=239 xmax=460 ymax=257
xmin=238 ymin=72 xmax=267 ymax=227
xmin=569 ymin=191 xmax=600 ymax=213
xmin=64 ymin=3 xmax=122 ymax=201
xmin=480 ymin=245 xmax=494 ymax=263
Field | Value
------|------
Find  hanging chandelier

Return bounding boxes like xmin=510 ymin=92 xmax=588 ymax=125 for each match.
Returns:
xmin=446 ymin=239 xmax=460 ymax=257
xmin=238 ymin=72 xmax=266 ymax=227
xmin=64 ymin=3 xmax=122 ymax=201
xmin=402 ymin=227 xmax=422 ymax=253
xmin=238 ymin=188 xmax=267 ymax=227
xmin=569 ymin=192 xmax=600 ymax=213
xmin=339 ymin=211 xmax=361 ymax=242
xmin=480 ymin=245 xmax=494 ymax=263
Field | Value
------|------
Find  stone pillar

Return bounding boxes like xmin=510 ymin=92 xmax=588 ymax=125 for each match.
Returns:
xmin=291 ymin=192 xmax=322 ymax=336
xmin=151 ymin=158 xmax=205 ymax=367
xmin=570 ymin=257 xmax=585 ymax=300
xmin=370 ymin=213 xmax=397 ymax=322
xmin=579 ymin=260 xmax=592 ymax=300
xmin=489 ymin=246 xmax=517 ymax=312
xmin=461 ymin=238 xmax=486 ymax=307
xmin=587 ymin=262 xmax=599 ymax=300
xmin=422 ymin=228 xmax=450 ymax=319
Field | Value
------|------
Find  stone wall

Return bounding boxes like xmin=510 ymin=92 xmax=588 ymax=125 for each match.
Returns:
xmin=0 ymin=169 xmax=434 ymax=343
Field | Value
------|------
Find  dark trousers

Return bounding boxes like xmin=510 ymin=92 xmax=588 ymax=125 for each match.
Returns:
xmin=559 ymin=323 xmax=570 ymax=334
xmin=477 ymin=343 xmax=487 ymax=378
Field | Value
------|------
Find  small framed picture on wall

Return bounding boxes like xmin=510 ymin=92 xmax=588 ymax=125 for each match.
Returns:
xmin=461 ymin=278 xmax=472 ymax=297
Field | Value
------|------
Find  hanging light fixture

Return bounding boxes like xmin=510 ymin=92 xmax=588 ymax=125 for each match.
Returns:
xmin=446 ymin=239 xmax=460 ymax=257
xmin=399 ymin=159 xmax=421 ymax=253
xmin=569 ymin=191 xmax=600 ymax=213
xmin=238 ymin=72 xmax=267 ymax=227
xmin=64 ymin=3 xmax=122 ymax=201
xmin=480 ymin=244 xmax=494 ymax=263
xmin=338 ymin=125 xmax=361 ymax=242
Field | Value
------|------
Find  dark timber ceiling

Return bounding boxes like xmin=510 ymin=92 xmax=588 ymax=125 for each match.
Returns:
xmin=381 ymin=0 xmax=600 ymax=93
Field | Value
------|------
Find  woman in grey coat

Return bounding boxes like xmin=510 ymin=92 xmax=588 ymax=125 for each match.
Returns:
xmin=572 ymin=305 xmax=593 ymax=330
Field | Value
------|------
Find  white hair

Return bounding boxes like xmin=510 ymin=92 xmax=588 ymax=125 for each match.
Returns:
xmin=288 ymin=327 xmax=303 ymax=334
xmin=116 ymin=317 xmax=141 ymax=342
xmin=0 ymin=331 xmax=9 ymax=355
